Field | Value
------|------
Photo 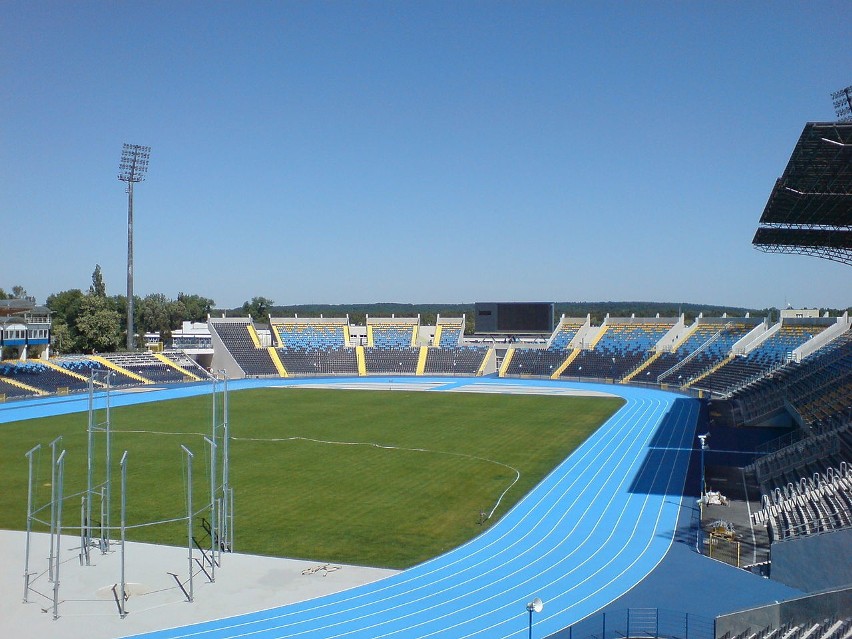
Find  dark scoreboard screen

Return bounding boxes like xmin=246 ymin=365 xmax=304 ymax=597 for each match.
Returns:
xmin=475 ymin=302 xmax=555 ymax=333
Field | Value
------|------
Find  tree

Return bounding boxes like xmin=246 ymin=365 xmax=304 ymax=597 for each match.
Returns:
xmin=177 ymin=292 xmax=215 ymax=323
xmin=76 ymin=294 xmax=122 ymax=352
xmin=138 ymin=293 xmax=172 ymax=339
xmin=11 ymin=285 xmax=28 ymax=299
xmin=241 ymin=296 xmax=274 ymax=322
xmin=50 ymin=318 xmax=74 ymax=355
xmin=0 ymin=289 xmax=8 ymax=300
xmin=90 ymin=264 xmax=106 ymax=297
xmin=46 ymin=289 xmax=86 ymax=352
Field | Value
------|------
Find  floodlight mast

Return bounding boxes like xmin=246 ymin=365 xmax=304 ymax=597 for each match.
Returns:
xmin=118 ymin=143 xmax=151 ymax=350
xmin=831 ymin=85 xmax=852 ymax=123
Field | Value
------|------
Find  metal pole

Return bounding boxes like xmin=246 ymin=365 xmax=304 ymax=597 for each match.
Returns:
xmin=204 ymin=435 xmax=216 ymax=581
xmin=181 ymin=445 xmax=194 ymax=602
xmin=49 ymin=436 xmax=61 ymax=581
xmin=211 ymin=377 xmax=218 ymax=558
xmin=217 ymin=497 xmax=223 ymax=565
xmin=119 ymin=451 xmax=128 ymax=617
xmin=80 ymin=495 xmax=88 ymax=566
xmin=86 ymin=374 xmax=94 ymax=560
xmin=127 ymin=180 xmax=134 ymax=350
xmin=23 ymin=444 xmax=40 ymax=603
xmin=229 ymin=487 xmax=234 ymax=552
xmin=696 ymin=434 xmax=708 ymax=553
xmin=119 ymin=143 xmax=149 ymax=348
xmin=54 ymin=450 xmax=66 ymax=620
xmin=105 ymin=372 xmax=112 ymax=551
xmin=221 ymin=371 xmax=229 ymax=551
xmin=101 ymin=487 xmax=106 ymax=552
xmin=528 ymin=608 xmax=533 ymax=639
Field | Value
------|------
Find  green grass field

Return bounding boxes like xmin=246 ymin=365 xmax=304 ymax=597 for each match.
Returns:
xmin=1 ymin=388 xmax=622 ymax=569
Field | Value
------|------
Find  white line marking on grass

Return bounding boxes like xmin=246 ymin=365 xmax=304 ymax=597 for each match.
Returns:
xmin=231 ymin=436 xmax=520 ymax=521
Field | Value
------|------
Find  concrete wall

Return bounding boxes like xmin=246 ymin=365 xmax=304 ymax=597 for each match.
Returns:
xmin=716 ymin=586 xmax=852 ymax=637
xmin=770 ymin=528 xmax=852 ymax=592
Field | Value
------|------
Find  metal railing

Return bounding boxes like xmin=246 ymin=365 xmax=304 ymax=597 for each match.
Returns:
xmin=548 ymin=607 xmax=715 ymax=639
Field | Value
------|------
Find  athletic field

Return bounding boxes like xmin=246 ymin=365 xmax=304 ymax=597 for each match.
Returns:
xmin=0 ymin=386 xmax=622 ymax=569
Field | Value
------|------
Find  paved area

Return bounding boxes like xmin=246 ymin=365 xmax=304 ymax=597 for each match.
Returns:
xmin=1 ymin=530 xmax=398 ymax=639
xmin=703 ymin=464 xmax=772 ymax=567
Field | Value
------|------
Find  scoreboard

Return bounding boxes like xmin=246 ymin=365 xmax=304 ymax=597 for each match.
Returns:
xmin=474 ymin=302 xmax=555 ymax=334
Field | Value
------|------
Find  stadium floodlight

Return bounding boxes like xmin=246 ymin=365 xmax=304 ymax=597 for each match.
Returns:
xmin=118 ymin=143 xmax=151 ymax=350
xmin=526 ymin=597 xmax=544 ymax=639
xmin=831 ymin=85 xmax=852 ymax=122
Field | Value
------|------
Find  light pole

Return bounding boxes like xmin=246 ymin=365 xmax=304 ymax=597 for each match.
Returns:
xmin=118 ymin=143 xmax=151 ymax=350
xmin=697 ymin=433 xmax=709 ymax=552
xmin=526 ymin=597 xmax=543 ymax=639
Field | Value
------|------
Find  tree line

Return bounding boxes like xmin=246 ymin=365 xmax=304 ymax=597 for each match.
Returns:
xmin=3 ymin=266 xmax=215 ymax=355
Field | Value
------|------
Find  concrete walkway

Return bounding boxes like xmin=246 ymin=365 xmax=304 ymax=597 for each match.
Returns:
xmin=1 ymin=530 xmax=398 ymax=639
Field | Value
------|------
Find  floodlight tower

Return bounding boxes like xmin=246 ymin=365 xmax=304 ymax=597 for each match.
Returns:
xmin=118 ymin=143 xmax=151 ymax=350
xmin=832 ymin=85 xmax=852 ymax=122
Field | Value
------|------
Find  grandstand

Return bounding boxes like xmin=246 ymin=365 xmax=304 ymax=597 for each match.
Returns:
xmin=558 ymin=316 xmax=679 ymax=381
xmin=753 ymin=121 xmax=852 ymax=266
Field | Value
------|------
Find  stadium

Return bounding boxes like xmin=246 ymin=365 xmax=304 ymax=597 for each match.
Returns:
xmin=0 ymin=119 xmax=850 ymax=639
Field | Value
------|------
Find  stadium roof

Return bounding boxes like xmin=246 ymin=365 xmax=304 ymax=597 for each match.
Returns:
xmin=753 ymin=122 xmax=852 ymax=265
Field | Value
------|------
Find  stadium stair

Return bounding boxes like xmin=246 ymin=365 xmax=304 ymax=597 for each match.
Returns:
xmin=246 ymin=324 xmax=262 ymax=348
xmin=433 ymin=326 xmax=443 ymax=346
xmin=154 ymin=353 xmax=202 ymax=381
xmin=90 ymin=356 xmax=151 ymax=384
xmin=621 ymin=351 xmax=662 ymax=383
xmin=366 ymin=326 xmax=374 ymax=347
xmin=587 ymin=325 xmax=609 ymax=348
xmin=684 ymin=353 xmax=735 ymax=390
xmin=411 ymin=325 xmax=419 ymax=347
xmin=499 ymin=348 xmax=516 ymax=377
xmin=416 ymin=346 xmax=428 ymax=375
xmin=476 ymin=350 xmax=490 ymax=376
xmin=43 ymin=359 xmax=93 ymax=384
xmin=267 ymin=347 xmax=288 ymax=377
xmin=270 ymin=324 xmax=285 ymax=348
xmin=356 ymin=346 xmax=367 ymax=376
xmin=0 ymin=374 xmax=46 ymax=396
xmin=551 ymin=348 xmax=581 ymax=379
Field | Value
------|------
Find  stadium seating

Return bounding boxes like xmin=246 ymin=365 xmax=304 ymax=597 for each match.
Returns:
xmin=98 ymin=352 xmax=201 ymax=383
xmin=548 ymin=320 xmax=585 ymax=351
xmin=729 ymin=330 xmax=852 ymax=431
xmin=161 ymin=350 xmax=212 ymax=378
xmin=693 ymin=321 xmax=831 ymax=395
xmin=363 ymin=346 xmax=420 ymax=375
xmin=270 ymin=319 xmax=359 ymax=376
xmin=0 ymin=360 xmax=90 ymax=393
xmin=660 ymin=321 xmax=758 ymax=387
xmin=436 ymin=327 xmax=462 ymax=348
xmin=559 ymin=321 xmax=675 ymax=381
xmin=57 ymin=357 xmax=143 ymax=387
xmin=209 ymin=319 xmax=280 ymax=376
xmin=423 ymin=347 xmax=487 ymax=375
xmin=276 ymin=348 xmax=359 ymax=376
xmin=722 ymin=616 xmax=852 ymax=639
xmin=751 ymin=462 xmax=852 ymax=542
xmin=503 ymin=319 xmax=586 ymax=377
xmin=0 ymin=375 xmax=39 ymax=399
xmin=274 ymin=322 xmax=348 ymax=349
xmin=369 ymin=322 xmax=416 ymax=348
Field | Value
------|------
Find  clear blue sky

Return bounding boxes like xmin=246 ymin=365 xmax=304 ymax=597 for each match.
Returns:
xmin=2 ymin=1 xmax=850 ymax=310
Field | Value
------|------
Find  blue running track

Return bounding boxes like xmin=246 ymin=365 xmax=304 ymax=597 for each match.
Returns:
xmin=0 ymin=377 xmax=700 ymax=639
